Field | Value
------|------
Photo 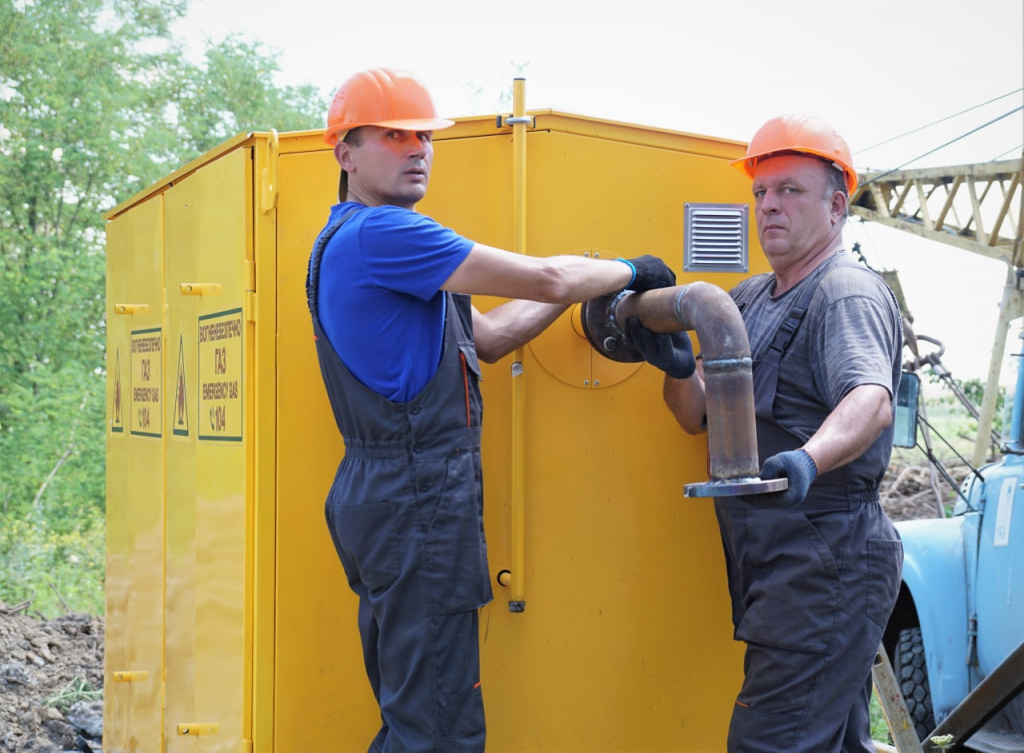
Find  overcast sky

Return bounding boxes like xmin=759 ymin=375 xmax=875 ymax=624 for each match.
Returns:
xmin=171 ymin=0 xmax=1023 ymax=383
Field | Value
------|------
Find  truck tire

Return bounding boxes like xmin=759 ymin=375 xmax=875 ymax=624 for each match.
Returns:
xmin=895 ymin=626 xmax=936 ymax=740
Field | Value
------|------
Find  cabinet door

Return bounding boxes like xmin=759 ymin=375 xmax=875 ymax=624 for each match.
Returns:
xmin=164 ymin=149 xmax=254 ymax=753
xmin=104 ymin=196 xmax=166 ymax=753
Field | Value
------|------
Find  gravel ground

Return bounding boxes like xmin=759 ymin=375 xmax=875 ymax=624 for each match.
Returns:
xmin=0 ymin=607 xmax=104 ymax=753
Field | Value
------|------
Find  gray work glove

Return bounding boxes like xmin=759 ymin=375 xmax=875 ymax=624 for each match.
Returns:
xmin=619 ymin=255 xmax=677 ymax=292
xmin=625 ymin=318 xmax=697 ymax=380
xmin=756 ymin=449 xmax=818 ymax=508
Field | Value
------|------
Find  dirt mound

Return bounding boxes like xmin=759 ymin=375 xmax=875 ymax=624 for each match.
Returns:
xmin=0 ymin=604 xmax=104 ymax=753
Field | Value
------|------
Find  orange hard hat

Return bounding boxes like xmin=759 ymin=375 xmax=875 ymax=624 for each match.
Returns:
xmin=323 ymin=67 xmax=454 ymax=146
xmin=731 ymin=114 xmax=858 ymax=195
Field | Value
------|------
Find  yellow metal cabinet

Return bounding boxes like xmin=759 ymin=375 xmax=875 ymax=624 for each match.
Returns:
xmin=105 ymin=111 xmax=768 ymax=752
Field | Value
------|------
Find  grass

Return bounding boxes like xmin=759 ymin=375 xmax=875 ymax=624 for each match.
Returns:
xmin=870 ymin=690 xmax=891 ymax=745
xmin=44 ymin=676 xmax=103 ymax=714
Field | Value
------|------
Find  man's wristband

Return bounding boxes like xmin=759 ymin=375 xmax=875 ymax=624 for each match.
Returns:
xmin=615 ymin=258 xmax=637 ymax=287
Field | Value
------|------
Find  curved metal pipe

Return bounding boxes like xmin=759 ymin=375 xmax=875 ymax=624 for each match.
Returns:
xmin=582 ymin=282 xmax=784 ymax=498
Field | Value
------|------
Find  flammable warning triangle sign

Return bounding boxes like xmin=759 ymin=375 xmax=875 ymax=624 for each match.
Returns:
xmin=111 ymin=348 xmax=124 ymax=433
xmin=173 ymin=333 xmax=189 ymax=436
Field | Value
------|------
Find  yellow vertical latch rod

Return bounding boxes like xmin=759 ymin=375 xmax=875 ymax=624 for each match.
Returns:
xmin=508 ymin=78 xmax=528 ymax=613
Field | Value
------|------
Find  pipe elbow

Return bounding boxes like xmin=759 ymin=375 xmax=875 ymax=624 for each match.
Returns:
xmin=609 ymin=281 xmax=751 ymax=364
xmin=673 ymin=282 xmax=750 ymax=363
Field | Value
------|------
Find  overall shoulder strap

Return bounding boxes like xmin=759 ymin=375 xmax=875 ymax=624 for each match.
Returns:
xmin=306 ymin=208 xmax=360 ymax=318
xmin=767 ymin=252 xmax=860 ymax=357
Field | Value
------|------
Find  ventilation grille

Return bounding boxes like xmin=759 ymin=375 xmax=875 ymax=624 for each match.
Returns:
xmin=683 ymin=203 xmax=749 ymax=273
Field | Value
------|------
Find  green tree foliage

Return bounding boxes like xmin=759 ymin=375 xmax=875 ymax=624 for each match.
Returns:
xmin=171 ymin=35 xmax=325 ymax=156
xmin=0 ymin=0 xmax=325 ymax=615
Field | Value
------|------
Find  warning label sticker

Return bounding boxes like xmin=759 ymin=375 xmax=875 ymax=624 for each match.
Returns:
xmin=173 ymin=332 xmax=189 ymax=437
xmin=198 ymin=308 xmax=243 ymax=441
xmin=130 ymin=328 xmax=162 ymax=437
xmin=111 ymin=348 xmax=124 ymax=434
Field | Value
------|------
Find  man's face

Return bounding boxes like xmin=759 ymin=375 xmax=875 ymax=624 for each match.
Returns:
xmin=338 ymin=126 xmax=435 ymax=209
xmin=751 ymin=155 xmax=842 ymax=271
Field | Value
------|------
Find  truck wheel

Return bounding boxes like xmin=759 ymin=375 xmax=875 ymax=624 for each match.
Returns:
xmin=895 ymin=626 xmax=936 ymax=740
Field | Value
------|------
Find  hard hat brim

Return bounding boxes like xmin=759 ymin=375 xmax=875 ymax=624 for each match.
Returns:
xmin=730 ymin=148 xmax=858 ymax=195
xmin=374 ymin=117 xmax=456 ymax=131
xmin=324 ymin=117 xmax=455 ymax=146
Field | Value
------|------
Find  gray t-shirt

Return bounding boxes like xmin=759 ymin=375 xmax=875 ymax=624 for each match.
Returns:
xmin=732 ymin=252 xmax=902 ymax=447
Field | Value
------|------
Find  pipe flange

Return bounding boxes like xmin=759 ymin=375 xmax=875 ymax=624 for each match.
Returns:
xmin=580 ymin=290 xmax=644 ymax=363
xmin=683 ymin=477 xmax=788 ymax=498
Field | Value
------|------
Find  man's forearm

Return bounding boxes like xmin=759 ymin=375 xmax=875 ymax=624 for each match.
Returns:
xmin=663 ymin=370 xmax=708 ymax=435
xmin=803 ymin=384 xmax=892 ymax=474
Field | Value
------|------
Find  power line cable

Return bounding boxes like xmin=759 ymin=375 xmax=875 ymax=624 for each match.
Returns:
xmin=856 ymin=88 xmax=1024 ymax=154
xmin=991 ymin=144 xmax=1024 ymax=161
xmin=859 ymin=106 xmax=1023 ymax=187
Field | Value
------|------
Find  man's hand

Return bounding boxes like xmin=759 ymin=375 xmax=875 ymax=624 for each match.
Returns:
xmin=620 ymin=255 xmax=677 ymax=292
xmin=756 ymin=449 xmax=818 ymax=508
xmin=625 ymin=318 xmax=696 ymax=380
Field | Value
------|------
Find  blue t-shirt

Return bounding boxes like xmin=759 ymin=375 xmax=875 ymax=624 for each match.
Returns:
xmin=315 ymin=202 xmax=475 ymax=402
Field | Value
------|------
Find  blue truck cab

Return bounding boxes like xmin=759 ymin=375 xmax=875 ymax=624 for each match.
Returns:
xmin=884 ymin=345 xmax=1024 ymax=751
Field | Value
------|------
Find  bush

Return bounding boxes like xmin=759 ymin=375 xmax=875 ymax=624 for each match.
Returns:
xmin=0 ymin=505 xmax=105 ymax=618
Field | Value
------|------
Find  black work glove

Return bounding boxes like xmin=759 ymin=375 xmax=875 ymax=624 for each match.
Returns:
xmin=626 ymin=318 xmax=697 ymax=380
xmin=755 ymin=449 xmax=818 ymax=508
xmin=619 ymin=255 xmax=677 ymax=292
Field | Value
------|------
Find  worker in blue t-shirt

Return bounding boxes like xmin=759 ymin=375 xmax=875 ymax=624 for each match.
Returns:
xmin=305 ymin=67 xmax=677 ymax=753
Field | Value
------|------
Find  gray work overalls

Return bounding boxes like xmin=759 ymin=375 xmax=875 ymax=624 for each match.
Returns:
xmin=307 ymin=211 xmax=491 ymax=752
xmin=716 ymin=254 xmax=903 ymax=753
